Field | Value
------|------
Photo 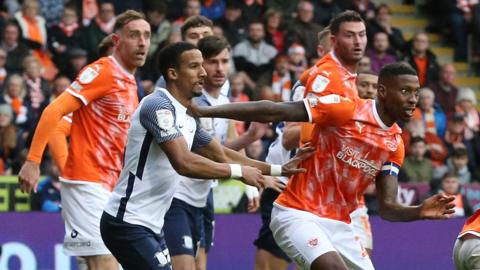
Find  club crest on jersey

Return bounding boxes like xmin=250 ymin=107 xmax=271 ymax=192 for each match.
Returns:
xmin=78 ymin=67 xmax=99 ymax=84
xmin=156 ymin=109 xmax=175 ymax=134
xmin=311 ymin=75 xmax=330 ymax=93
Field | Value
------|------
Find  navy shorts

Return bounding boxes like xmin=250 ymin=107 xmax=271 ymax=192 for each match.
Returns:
xmin=199 ymin=189 xmax=215 ymax=252
xmin=253 ymin=188 xmax=291 ymax=262
xmin=100 ymin=212 xmax=171 ymax=270
xmin=163 ymin=198 xmax=203 ymax=257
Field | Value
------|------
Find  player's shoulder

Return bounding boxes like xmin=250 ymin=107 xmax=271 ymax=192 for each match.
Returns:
xmin=76 ymin=57 xmax=113 ymax=84
xmin=140 ymin=89 xmax=175 ymax=112
xmin=193 ymin=94 xmax=211 ymax=107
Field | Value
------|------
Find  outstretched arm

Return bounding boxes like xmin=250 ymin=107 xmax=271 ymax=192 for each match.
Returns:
xmin=376 ymin=174 xmax=455 ymax=221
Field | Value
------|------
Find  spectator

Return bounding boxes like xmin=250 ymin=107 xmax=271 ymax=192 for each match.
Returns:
xmin=0 ymin=47 xmax=8 ymax=89
xmin=214 ymin=0 xmax=246 ymax=46
xmin=357 ymin=55 xmax=372 ymax=72
xmin=263 ymin=8 xmax=285 ymax=53
xmin=429 ymin=63 xmax=459 ymax=116
xmin=436 ymin=147 xmax=472 ymax=185
xmin=201 ymin=0 xmax=225 ymax=21
xmin=36 ymin=162 xmax=61 ymax=212
xmin=367 ymin=3 xmax=406 ymax=57
xmin=47 ymin=6 xmax=81 ymax=73
xmin=444 ymin=113 xmax=478 ymax=177
xmin=0 ymin=75 xmax=28 ymax=128
xmin=287 ymin=43 xmax=308 ymax=81
xmin=312 ymin=0 xmax=342 ymax=27
xmin=404 ymin=32 xmax=440 ymax=87
xmin=285 ymin=1 xmax=323 ymax=59
xmin=51 ymin=75 xmax=71 ymax=99
xmin=257 ymin=54 xmax=293 ymax=102
xmin=242 ymin=0 xmax=266 ymax=23
xmin=399 ymin=136 xmax=434 ymax=183
xmin=145 ymin=1 xmax=171 ymax=58
xmin=233 ymin=20 xmax=277 ymax=81
xmin=412 ymin=87 xmax=447 ymax=138
xmin=1 ymin=21 xmax=30 ymax=75
xmin=456 ymin=87 xmax=480 ymax=141
xmin=341 ymin=0 xmax=376 ymax=21
xmin=449 ymin=0 xmax=472 ymax=61
xmin=65 ymin=48 xmax=88 ymax=81
xmin=78 ymin=1 xmax=116 ymax=61
xmin=172 ymin=0 xmax=201 ymax=30
xmin=366 ymin=31 xmax=396 ymax=74
xmin=257 ymin=84 xmax=275 ymax=101
xmin=356 ymin=71 xmax=377 ymax=99
xmin=229 ymin=73 xmax=249 ymax=135
xmin=39 ymin=0 xmax=64 ymax=28
xmin=437 ymin=172 xmax=472 ymax=217
xmin=15 ymin=0 xmax=58 ymax=80
xmin=402 ymin=118 xmax=449 ymax=167
xmin=0 ymin=104 xmax=16 ymax=175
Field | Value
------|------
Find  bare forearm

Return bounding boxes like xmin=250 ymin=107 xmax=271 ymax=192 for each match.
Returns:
xmin=176 ymin=153 xmax=232 ymax=179
xmin=379 ymin=202 xmax=421 ymax=222
xmin=223 ymin=147 xmax=271 ymax=174
xmin=196 ymin=101 xmax=308 ymax=123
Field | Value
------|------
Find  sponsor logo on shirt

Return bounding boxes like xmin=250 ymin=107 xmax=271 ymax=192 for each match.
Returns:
xmin=336 ymin=144 xmax=379 ymax=177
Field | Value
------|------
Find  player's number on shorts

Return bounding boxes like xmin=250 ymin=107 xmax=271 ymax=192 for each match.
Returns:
xmin=155 ymin=248 xmax=171 ymax=267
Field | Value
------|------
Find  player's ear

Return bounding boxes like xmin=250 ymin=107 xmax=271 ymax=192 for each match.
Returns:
xmin=167 ymin=67 xmax=178 ymax=81
xmin=377 ymin=83 xmax=386 ymax=99
xmin=111 ymin=33 xmax=120 ymax=46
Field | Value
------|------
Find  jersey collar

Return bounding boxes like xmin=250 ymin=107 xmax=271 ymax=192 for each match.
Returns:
xmin=157 ymin=87 xmax=187 ymax=114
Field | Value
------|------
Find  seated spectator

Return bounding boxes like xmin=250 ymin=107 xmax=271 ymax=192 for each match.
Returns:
xmin=429 ymin=63 xmax=459 ymax=117
xmin=435 ymin=146 xmax=472 ymax=184
xmin=15 ymin=0 xmax=58 ymax=80
xmin=367 ymin=3 xmax=406 ymax=57
xmin=145 ymin=1 xmax=171 ymax=59
xmin=404 ymin=32 xmax=440 ymax=87
xmin=356 ymin=71 xmax=378 ymax=99
xmin=0 ymin=74 xmax=29 ymax=128
xmin=78 ymin=1 xmax=116 ymax=61
xmin=285 ymin=1 xmax=323 ymax=60
xmin=402 ymin=118 xmax=448 ymax=167
xmin=287 ymin=43 xmax=308 ymax=81
xmin=263 ymin=8 xmax=285 ymax=53
xmin=366 ymin=31 xmax=396 ymax=74
xmin=312 ymin=0 xmax=342 ymax=27
xmin=229 ymin=73 xmax=249 ymax=134
xmin=0 ymin=47 xmax=8 ymax=89
xmin=233 ymin=20 xmax=277 ymax=81
xmin=456 ymin=87 xmax=480 ymax=141
xmin=215 ymin=1 xmax=246 ymax=47
xmin=399 ymin=136 xmax=434 ymax=183
xmin=437 ymin=172 xmax=472 ymax=217
xmin=0 ymin=104 xmax=16 ymax=175
xmin=47 ymin=6 xmax=81 ymax=73
xmin=357 ymin=55 xmax=372 ymax=72
xmin=444 ymin=113 xmax=478 ymax=177
xmin=65 ymin=48 xmax=88 ymax=81
xmin=412 ymin=87 xmax=447 ymax=138
xmin=257 ymin=54 xmax=293 ymax=102
xmin=36 ymin=162 xmax=61 ymax=212
xmin=1 ymin=20 xmax=31 ymax=75
xmin=22 ymin=56 xmax=51 ymax=118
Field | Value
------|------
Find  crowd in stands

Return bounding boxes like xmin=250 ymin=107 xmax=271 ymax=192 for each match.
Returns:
xmin=0 ymin=0 xmax=480 ymax=218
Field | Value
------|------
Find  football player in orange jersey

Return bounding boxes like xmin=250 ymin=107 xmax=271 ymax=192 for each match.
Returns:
xmin=191 ymin=62 xmax=455 ymax=270
xmin=18 ymin=10 xmax=151 ymax=270
xmin=453 ymin=208 xmax=480 ymax=270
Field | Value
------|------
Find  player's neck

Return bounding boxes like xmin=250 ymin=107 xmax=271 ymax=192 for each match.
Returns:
xmin=204 ymin=84 xmax=221 ymax=98
xmin=166 ymin=84 xmax=191 ymax=108
xmin=334 ymin=52 xmax=357 ymax=74
xmin=112 ymin=53 xmax=136 ymax=74
xmin=375 ymin=99 xmax=395 ymax=127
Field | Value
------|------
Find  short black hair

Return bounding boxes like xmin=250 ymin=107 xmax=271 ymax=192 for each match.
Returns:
xmin=158 ymin=42 xmax=197 ymax=83
xmin=378 ymin=62 xmax=417 ymax=84
xmin=452 ymin=147 xmax=468 ymax=158
xmin=181 ymin=15 xmax=213 ymax=40
xmin=197 ymin=36 xmax=231 ymax=60
xmin=410 ymin=136 xmax=425 ymax=145
xmin=329 ymin=10 xmax=364 ymax=35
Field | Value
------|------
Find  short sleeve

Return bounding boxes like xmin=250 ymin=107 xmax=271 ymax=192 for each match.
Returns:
xmin=139 ymin=97 xmax=183 ymax=144
xmin=65 ymin=60 xmax=113 ymax=105
xmin=303 ymin=94 xmax=356 ymax=126
xmin=380 ymin=137 xmax=405 ymax=177
xmin=191 ymin=122 xmax=213 ymax=150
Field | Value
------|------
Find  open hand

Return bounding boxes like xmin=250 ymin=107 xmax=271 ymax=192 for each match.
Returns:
xmin=281 ymin=143 xmax=315 ymax=176
xmin=419 ymin=193 xmax=455 ymax=219
xmin=263 ymin=176 xmax=287 ymax=193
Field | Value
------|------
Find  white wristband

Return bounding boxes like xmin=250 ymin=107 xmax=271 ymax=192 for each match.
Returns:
xmin=245 ymin=185 xmax=259 ymax=200
xmin=270 ymin=164 xmax=282 ymax=176
xmin=229 ymin=164 xmax=242 ymax=179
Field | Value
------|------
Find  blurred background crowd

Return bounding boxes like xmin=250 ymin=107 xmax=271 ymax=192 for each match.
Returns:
xmin=1 ymin=0 xmax=480 ymax=216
